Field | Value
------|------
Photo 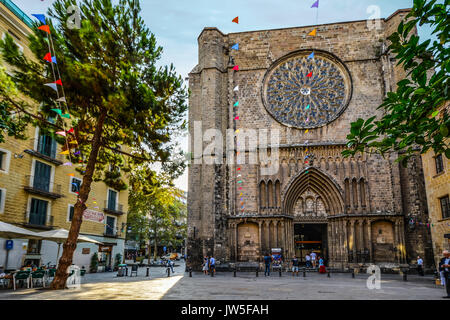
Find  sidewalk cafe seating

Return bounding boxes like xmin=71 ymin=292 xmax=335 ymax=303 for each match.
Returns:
xmin=31 ymin=270 xmax=46 ymax=288
xmin=45 ymin=269 xmax=56 ymax=286
xmin=13 ymin=271 xmax=31 ymax=290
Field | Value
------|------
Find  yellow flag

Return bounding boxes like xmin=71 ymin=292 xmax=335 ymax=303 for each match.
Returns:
xmin=59 ymin=150 xmax=70 ymax=155
xmin=68 ymin=173 xmax=75 ymax=177
xmin=305 ymin=129 xmax=309 ymax=134
xmin=69 ymin=140 xmax=78 ymax=144
xmin=308 ymin=29 xmax=317 ymax=36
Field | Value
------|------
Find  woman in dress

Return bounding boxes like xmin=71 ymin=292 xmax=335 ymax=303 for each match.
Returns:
xmin=318 ymin=256 xmax=326 ymax=274
xmin=202 ymin=256 xmax=209 ymax=275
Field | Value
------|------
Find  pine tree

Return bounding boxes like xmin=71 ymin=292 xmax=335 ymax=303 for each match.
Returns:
xmin=0 ymin=0 xmax=187 ymax=289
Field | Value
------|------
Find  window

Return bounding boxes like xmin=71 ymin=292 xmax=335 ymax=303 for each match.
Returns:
xmin=435 ymin=154 xmax=444 ymax=175
xmin=0 ymin=188 xmax=5 ymax=214
xmin=105 ymin=216 xmax=116 ymax=236
xmin=70 ymin=178 xmax=81 ymax=193
xmin=68 ymin=205 xmax=75 ymax=222
xmin=37 ymin=131 xmax=57 ymax=158
xmin=27 ymin=240 xmax=42 ymax=254
xmin=33 ymin=161 xmax=52 ymax=192
xmin=29 ymin=198 xmax=48 ymax=226
xmin=107 ymin=189 xmax=118 ymax=211
xmin=0 ymin=149 xmax=11 ymax=173
xmin=440 ymin=195 xmax=450 ymax=220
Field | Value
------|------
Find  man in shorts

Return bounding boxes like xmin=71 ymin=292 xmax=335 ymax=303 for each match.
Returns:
xmin=310 ymin=251 xmax=317 ymax=268
xmin=209 ymin=255 xmax=216 ymax=275
xmin=291 ymin=256 xmax=300 ymax=276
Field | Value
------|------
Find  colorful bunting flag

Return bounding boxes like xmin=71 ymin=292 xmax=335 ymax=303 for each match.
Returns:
xmin=31 ymin=14 xmax=46 ymax=24
xmin=56 ymin=97 xmax=66 ymax=103
xmin=234 ymin=101 xmax=239 ymax=107
xmin=51 ymin=56 xmax=57 ymax=64
xmin=63 ymin=162 xmax=73 ymax=166
xmin=235 ymin=129 xmax=240 ymax=133
xmin=234 ymin=116 xmax=239 ymax=120
xmin=43 ymin=53 xmax=52 ymax=62
xmin=61 ymin=113 xmax=70 ymax=119
xmin=74 ymin=151 xmax=81 ymax=155
xmin=233 ymin=65 xmax=239 ymax=71
xmin=306 ymin=105 xmax=310 ymax=110
xmin=69 ymin=140 xmax=78 ymax=145
xmin=51 ymin=108 xmax=62 ymax=116
xmin=232 ymin=16 xmax=239 ymax=24
xmin=308 ymin=29 xmax=317 ymax=36
xmin=231 ymin=43 xmax=239 ymax=50
xmin=68 ymin=128 xmax=74 ymax=134
xmin=56 ymin=131 xmax=66 ymax=137
xmin=233 ymin=85 xmax=239 ymax=91
xmin=311 ymin=0 xmax=319 ymax=8
xmin=38 ymin=25 xmax=51 ymax=34
xmin=305 ymin=129 xmax=309 ymax=134
xmin=308 ymin=52 xmax=315 ymax=59
xmin=68 ymin=173 xmax=75 ymax=177
xmin=54 ymin=79 xmax=63 ymax=86
xmin=307 ymin=72 xmax=312 ymax=77
xmin=59 ymin=150 xmax=69 ymax=155
xmin=44 ymin=83 xmax=58 ymax=91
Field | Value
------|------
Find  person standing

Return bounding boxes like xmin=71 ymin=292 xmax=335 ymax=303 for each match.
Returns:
xmin=305 ymin=254 xmax=311 ymax=268
xmin=439 ymin=250 xmax=450 ymax=298
xmin=417 ymin=256 xmax=424 ymax=276
xmin=318 ymin=256 xmax=326 ymax=274
xmin=209 ymin=255 xmax=216 ymax=276
xmin=202 ymin=255 xmax=209 ymax=275
xmin=264 ymin=253 xmax=272 ymax=276
xmin=291 ymin=256 xmax=300 ymax=276
xmin=310 ymin=251 xmax=317 ymax=268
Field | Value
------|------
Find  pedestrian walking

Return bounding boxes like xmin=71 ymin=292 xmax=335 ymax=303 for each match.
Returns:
xmin=209 ymin=256 xmax=216 ymax=275
xmin=417 ymin=256 xmax=424 ymax=276
xmin=291 ymin=256 xmax=299 ymax=276
xmin=318 ymin=256 xmax=326 ymax=274
xmin=202 ymin=255 xmax=209 ymax=275
xmin=310 ymin=251 xmax=317 ymax=268
xmin=264 ymin=253 xmax=272 ymax=276
xmin=439 ymin=250 xmax=450 ymax=298
xmin=305 ymin=254 xmax=311 ymax=268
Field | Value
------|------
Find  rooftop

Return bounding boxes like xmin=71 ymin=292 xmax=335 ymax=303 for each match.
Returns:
xmin=0 ymin=0 xmax=34 ymax=29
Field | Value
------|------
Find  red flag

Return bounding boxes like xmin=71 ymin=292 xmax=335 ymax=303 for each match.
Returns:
xmin=68 ymin=128 xmax=74 ymax=134
xmin=38 ymin=25 xmax=50 ymax=34
xmin=54 ymin=79 xmax=63 ymax=85
xmin=233 ymin=65 xmax=239 ymax=71
xmin=43 ymin=52 xmax=52 ymax=62
xmin=307 ymin=72 xmax=312 ymax=77
xmin=232 ymin=16 xmax=239 ymax=24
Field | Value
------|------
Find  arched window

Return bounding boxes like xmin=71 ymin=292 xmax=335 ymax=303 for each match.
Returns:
xmin=344 ymin=179 xmax=350 ymax=209
xmin=259 ymin=181 xmax=266 ymax=208
xmin=267 ymin=180 xmax=274 ymax=207
xmin=352 ymin=178 xmax=358 ymax=209
xmin=359 ymin=178 xmax=366 ymax=208
xmin=275 ymin=180 xmax=281 ymax=207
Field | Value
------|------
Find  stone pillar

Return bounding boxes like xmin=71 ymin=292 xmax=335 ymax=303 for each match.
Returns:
xmin=343 ymin=220 xmax=349 ymax=267
xmin=394 ymin=221 xmax=400 ymax=263
xmin=349 ymin=220 xmax=356 ymax=263
xmin=274 ymin=221 xmax=279 ymax=247
xmin=359 ymin=220 xmax=364 ymax=254
xmin=258 ymin=221 xmax=262 ymax=259
xmin=235 ymin=223 xmax=238 ymax=261
xmin=367 ymin=220 xmax=373 ymax=262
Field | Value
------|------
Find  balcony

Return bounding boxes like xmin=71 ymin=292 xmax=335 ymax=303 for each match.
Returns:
xmin=24 ymin=149 xmax=64 ymax=166
xmin=21 ymin=213 xmax=54 ymax=230
xmin=24 ymin=175 xmax=63 ymax=199
xmin=103 ymin=201 xmax=125 ymax=216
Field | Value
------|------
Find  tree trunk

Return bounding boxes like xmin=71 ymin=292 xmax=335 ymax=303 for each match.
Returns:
xmin=50 ymin=110 xmax=107 ymax=289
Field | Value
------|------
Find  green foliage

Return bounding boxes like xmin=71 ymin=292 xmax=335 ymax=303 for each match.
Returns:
xmin=0 ymin=0 xmax=188 ymax=187
xmin=89 ymin=252 xmax=98 ymax=272
xmin=343 ymin=0 xmax=450 ymax=164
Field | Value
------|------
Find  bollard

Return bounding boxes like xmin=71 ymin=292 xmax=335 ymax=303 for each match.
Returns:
xmin=125 ymin=267 xmax=128 ymax=277
xmin=256 ymin=269 xmax=258 ymax=277
xmin=327 ymin=271 xmax=331 ymax=278
xmin=279 ymin=270 xmax=282 ymax=277
xmin=403 ymin=270 xmax=407 ymax=281
xmin=233 ymin=269 xmax=237 ymax=277
xmin=352 ymin=271 xmax=355 ymax=279
xmin=167 ymin=268 xmax=170 ymax=277
xmin=211 ymin=269 xmax=214 ymax=277
xmin=146 ymin=267 xmax=149 ymax=277
xmin=303 ymin=269 xmax=306 ymax=277
xmin=189 ymin=268 xmax=192 ymax=277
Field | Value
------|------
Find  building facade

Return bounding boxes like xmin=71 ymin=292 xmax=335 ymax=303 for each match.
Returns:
xmin=187 ymin=9 xmax=434 ymax=271
xmin=421 ymin=103 xmax=450 ymax=270
xmin=0 ymin=0 xmax=128 ymax=271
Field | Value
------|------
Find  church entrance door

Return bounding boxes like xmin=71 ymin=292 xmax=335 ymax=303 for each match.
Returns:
xmin=294 ymin=223 xmax=328 ymax=265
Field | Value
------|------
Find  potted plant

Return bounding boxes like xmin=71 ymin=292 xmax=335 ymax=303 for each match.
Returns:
xmin=90 ymin=252 xmax=98 ymax=273
xmin=114 ymin=253 xmax=122 ymax=271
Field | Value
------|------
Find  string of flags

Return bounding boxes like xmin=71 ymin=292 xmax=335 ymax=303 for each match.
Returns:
xmin=31 ymin=12 xmax=89 ymax=206
xmin=231 ymin=17 xmax=244 ymax=212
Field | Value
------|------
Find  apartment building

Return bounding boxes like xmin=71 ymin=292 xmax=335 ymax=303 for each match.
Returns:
xmin=0 ymin=0 xmax=128 ymax=271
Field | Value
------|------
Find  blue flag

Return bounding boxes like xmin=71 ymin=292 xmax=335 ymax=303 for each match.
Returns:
xmin=308 ymin=52 xmax=315 ymax=59
xmin=231 ymin=43 xmax=239 ymax=50
xmin=31 ymin=14 xmax=46 ymax=24
xmin=51 ymin=56 xmax=57 ymax=64
xmin=311 ymin=0 xmax=319 ymax=8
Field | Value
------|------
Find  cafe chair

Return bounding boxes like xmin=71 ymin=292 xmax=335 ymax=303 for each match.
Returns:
xmin=31 ymin=270 xmax=46 ymax=288
xmin=13 ymin=271 xmax=31 ymax=290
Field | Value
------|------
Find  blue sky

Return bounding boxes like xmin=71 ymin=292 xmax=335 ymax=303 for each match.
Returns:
xmin=16 ymin=0 xmax=435 ymax=191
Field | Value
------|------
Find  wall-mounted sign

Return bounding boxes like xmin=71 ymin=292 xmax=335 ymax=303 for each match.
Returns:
xmin=82 ymin=248 xmax=90 ymax=254
xmin=83 ymin=209 xmax=105 ymax=223
xmin=5 ymin=240 xmax=13 ymax=250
